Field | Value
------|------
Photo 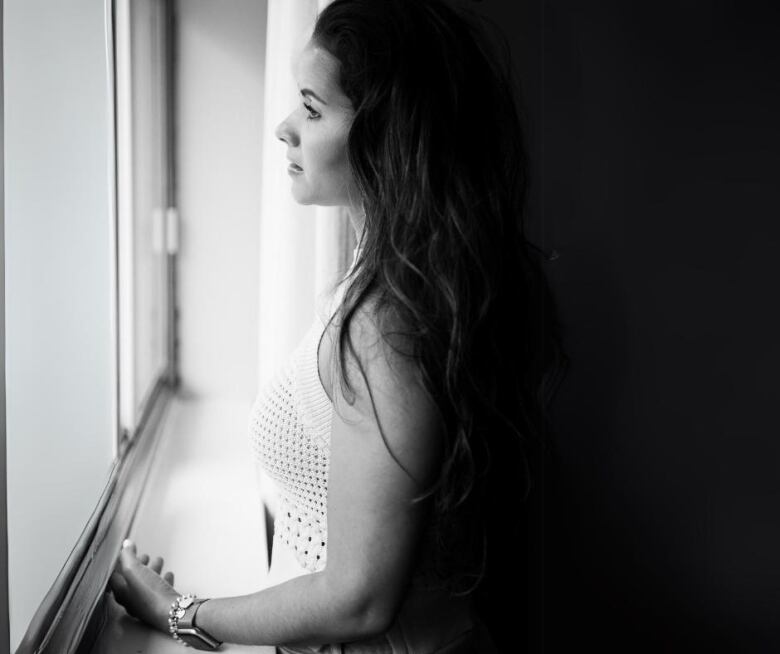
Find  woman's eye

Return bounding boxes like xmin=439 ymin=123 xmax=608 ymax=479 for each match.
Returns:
xmin=303 ymin=102 xmax=320 ymax=120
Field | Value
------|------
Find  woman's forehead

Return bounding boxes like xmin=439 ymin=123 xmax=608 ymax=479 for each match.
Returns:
xmin=291 ymin=44 xmax=350 ymax=107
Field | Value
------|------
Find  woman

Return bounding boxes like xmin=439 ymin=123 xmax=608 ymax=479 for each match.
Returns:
xmin=109 ymin=0 xmax=566 ymax=651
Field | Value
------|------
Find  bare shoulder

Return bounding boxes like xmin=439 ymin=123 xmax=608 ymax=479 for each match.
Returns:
xmin=337 ymin=296 xmax=422 ymax=408
xmin=330 ymin=296 xmax=443 ymax=485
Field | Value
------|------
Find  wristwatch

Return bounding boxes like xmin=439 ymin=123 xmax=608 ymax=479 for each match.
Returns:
xmin=171 ymin=595 xmax=223 ymax=650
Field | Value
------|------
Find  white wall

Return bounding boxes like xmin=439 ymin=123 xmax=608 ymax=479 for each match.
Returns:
xmin=175 ymin=0 xmax=267 ymax=403
xmin=3 ymin=0 xmax=116 ymax=649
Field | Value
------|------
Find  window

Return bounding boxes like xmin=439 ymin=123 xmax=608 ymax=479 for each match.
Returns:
xmin=3 ymin=0 xmax=175 ymax=651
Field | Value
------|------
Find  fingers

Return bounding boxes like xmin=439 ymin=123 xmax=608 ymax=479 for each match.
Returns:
xmin=119 ymin=540 xmax=158 ymax=569
xmin=119 ymin=539 xmax=138 ymax=569
xmin=118 ymin=539 xmax=171 ymax=586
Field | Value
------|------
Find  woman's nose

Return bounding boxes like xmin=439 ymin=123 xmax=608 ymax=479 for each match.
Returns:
xmin=275 ymin=114 xmax=299 ymax=147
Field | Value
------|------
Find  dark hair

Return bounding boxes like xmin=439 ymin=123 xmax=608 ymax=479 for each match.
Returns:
xmin=313 ymin=0 xmax=568 ymax=594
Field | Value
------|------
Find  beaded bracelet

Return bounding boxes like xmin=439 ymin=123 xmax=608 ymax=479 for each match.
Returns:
xmin=168 ymin=593 xmax=197 ymax=646
xmin=168 ymin=594 xmax=222 ymax=650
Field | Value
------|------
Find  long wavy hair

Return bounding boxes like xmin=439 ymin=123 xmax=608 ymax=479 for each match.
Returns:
xmin=313 ymin=0 xmax=568 ymax=594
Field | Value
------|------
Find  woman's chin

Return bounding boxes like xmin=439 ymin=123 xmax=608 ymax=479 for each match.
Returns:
xmin=289 ymin=186 xmax=313 ymax=205
xmin=291 ymin=194 xmax=315 ymax=206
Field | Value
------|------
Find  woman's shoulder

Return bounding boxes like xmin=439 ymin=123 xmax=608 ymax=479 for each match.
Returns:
xmin=328 ymin=293 xmax=443 ymax=482
xmin=335 ymin=290 xmax=416 ymax=377
xmin=319 ymin=278 xmax=427 ymax=412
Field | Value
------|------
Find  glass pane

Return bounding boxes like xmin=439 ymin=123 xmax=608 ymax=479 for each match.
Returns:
xmin=4 ymin=1 xmax=117 ymax=649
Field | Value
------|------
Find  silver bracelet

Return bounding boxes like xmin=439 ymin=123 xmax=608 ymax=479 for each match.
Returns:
xmin=168 ymin=593 xmax=222 ymax=650
xmin=168 ymin=593 xmax=197 ymax=646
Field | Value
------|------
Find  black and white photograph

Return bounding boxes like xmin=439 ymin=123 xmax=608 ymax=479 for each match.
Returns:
xmin=1 ymin=0 xmax=778 ymax=652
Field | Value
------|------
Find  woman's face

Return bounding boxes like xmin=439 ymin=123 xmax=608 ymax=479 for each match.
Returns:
xmin=275 ymin=41 xmax=358 ymax=208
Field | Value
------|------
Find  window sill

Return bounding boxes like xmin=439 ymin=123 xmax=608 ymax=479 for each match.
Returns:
xmin=90 ymin=394 xmax=274 ymax=653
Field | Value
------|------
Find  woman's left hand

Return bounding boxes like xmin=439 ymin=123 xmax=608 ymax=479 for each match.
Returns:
xmin=109 ymin=539 xmax=179 ymax=633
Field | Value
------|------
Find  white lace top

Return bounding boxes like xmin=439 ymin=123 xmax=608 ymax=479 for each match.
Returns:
xmin=248 ymin=304 xmax=335 ymax=572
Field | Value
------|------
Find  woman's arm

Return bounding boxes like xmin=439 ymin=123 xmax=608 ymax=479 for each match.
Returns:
xmin=112 ymin=307 xmax=442 ymax=647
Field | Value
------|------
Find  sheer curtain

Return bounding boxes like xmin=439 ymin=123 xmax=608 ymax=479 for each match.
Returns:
xmin=254 ymin=0 xmax=353 ymax=526
xmin=256 ymin=0 xmax=354 ymax=390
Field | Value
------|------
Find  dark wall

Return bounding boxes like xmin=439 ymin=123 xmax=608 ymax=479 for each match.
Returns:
xmin=472 ymin=1 xmax=780 ymax=651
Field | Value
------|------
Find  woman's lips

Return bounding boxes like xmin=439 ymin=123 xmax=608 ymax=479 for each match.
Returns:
xmin=287 ymin=162 xmax=303 ymax=174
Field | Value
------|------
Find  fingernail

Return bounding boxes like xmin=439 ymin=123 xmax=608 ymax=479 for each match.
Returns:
xmin=122 ymin=538 xmax=133 ymax=549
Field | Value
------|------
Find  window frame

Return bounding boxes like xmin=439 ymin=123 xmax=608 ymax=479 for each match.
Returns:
xmin=0 ymin=0 xmax=10 ymax=648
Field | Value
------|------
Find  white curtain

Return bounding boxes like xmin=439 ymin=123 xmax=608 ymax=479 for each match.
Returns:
xmin=254 ymin=0 xmax=354 ymax=546
xmin=256 ymin=0 xmax=354 ymax=389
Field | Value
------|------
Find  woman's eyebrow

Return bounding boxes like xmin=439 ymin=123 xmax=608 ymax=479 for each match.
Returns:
xmin=300 ymin=88 xmax=328 ymax=105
